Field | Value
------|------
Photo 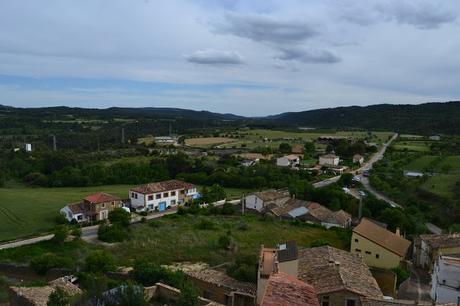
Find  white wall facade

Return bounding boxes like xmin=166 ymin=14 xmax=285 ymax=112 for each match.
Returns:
xmin=60 ymin=206 xmax=86 ymax=223
xmin=319 ymin=156 xmax=339 ymax=166
xmin=129 ymin=187 xmax=198 ymax=211
xmin=244 ymin=194 xmax=264 ymax=212
xmin=430 ymin=255 xmax=460 ymax=303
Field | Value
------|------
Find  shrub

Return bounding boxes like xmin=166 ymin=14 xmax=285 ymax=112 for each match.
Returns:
xmin=31 ymin=253 xmax=72 ymax=275
xmin=392 ymin=266 xmax=410 ymax=287
xmin=47 ymin=287 xmax=70 ymax=306
xmin=226 ymin=254 xmax=257 ymax=283
xmin=195 ymin=218 xmax=217 ymax=230
xmin=52 ymin=225 xmax=69 ymax=245
xmin=178 ymin=283 xmax=199 ymax=306
xmin=218 ymin=235 xmax=231 ymax=250
xmin=85 ymin=250 xmax=115 ymax=273
xmin=71 ymin=227 xmax=82 ymax=239
xmin=109 ymin=208 xmax=131 ymax=227
xmin=54 ymin=214 xmax=69 ymax=225
xmin=236 ymin=221 xmax=249 ymax=231
xmin=98 ymin=224 xmax=127 ymax=243
xmin=177 ymin=206 xmax=187 ymax=215
xmin=221 ymin=202 xmax=235 ymax=215
xmin=309 ymin=239 xmax=331 ymax=247
xmin=131 ymin=261 xmax=187 ymax=288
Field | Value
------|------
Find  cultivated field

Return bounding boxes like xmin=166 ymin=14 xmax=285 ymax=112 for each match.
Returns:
xmin=184 ymin=137 xmax=237 ymax=147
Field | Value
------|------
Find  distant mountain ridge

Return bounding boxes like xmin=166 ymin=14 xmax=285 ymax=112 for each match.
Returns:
xmin=1 ymin=101 xmax=459 ymax=134
xmin=264 ymin=101 xmax=460 ymax=134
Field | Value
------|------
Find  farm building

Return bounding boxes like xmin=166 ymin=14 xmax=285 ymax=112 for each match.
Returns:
xmin=60 ymin=192 xmax=123 ymax=223
xmin=276 ymin=154 xmax=300 ymax=168
xmin=319 ymin=154 xmax=340 ymax=166
xmin=244 ymin=189 xmax=290 ymax=212
xmin=129 ymin=179 xmax=198 ymax=212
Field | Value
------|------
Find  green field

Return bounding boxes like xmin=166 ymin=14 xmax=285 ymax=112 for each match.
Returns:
xmin=0 ymin=184 xmax=131 ymax=242
xmin=217 ymin=129 xmax=393 ymax=149
xmin=421 ymin=174 xmax=460 ymax=198
xmin=0 ymin=184 xmax=250 ymax=242
xmin=393 ymin=140 xmax=432 ymax=152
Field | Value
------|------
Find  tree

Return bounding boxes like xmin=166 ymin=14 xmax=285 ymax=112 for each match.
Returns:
xmin=278 ymin=143 xmax=292 ymax=153
xmin=304 ymin=141 xmax=315 ymax=157
xmin=339 ymin=173 xmax=353 ymax=187
xmin=202 ymin=184 xmax=226 ymax=203
xmin=178 ymin=283 xmax=199 ymax=306
xmin=85 ymin=250 xmax=115 ymax=273
xmin=109 ymin=208 xmax=131 ymax=227
xmin=221 ymin=202 xmax=235 ymax=215
xmin=52 ymin=225 xmax=69 ymax=244
xmin=31 ymin=253 xmax=72 ymax=275
xmin=47 ymin=287 xmax=70 ymax=306
xmin=98 ymin=223 xmax=127 ymax=242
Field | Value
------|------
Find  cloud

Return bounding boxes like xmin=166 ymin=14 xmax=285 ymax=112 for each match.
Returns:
xmin=213 ymin=12 xmax=318 ymax=44
xmin=376 ymin=1 xmax=457 ymax=29
xmin=185 ymin=49 xmax=244 ymax=65
xmin=275 ymin=48 xmax=341 ymax=64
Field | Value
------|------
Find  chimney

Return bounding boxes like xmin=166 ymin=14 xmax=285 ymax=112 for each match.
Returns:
xmin=395 ymin=227 xmax=400 ymax=236
xmin=274 ymin=261 xmax=279 ymax=274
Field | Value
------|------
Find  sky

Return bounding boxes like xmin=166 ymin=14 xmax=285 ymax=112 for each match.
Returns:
xmin=0 ymin=0 xmax=460 ymax=116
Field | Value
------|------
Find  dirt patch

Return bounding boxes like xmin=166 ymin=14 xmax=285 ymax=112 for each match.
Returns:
xmin=184 ymin=137 xmax=236 ymax=146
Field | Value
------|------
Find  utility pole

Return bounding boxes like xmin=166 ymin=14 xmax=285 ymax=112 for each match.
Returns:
xmin=52 ymin=135 xmax=57 ymax=151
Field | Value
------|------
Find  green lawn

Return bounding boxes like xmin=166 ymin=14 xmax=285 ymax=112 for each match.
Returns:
xmin=0 ymin=184 xmax=251 ymax=242
xmin=113 ymin=214 xmax=349 ymax=266
xmin=421 ymin=174 xmax=460 ymax=198
xmin=0 ymin=184 xmax=132 ymax=242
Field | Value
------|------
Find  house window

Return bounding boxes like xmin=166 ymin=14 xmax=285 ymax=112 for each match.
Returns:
xmin=111 ymin=201 xmax=115 ymax=206
xmin=376 ymin=254 xmax=380 ymax=259
xmin=171 ymin=200 xmax=176 ymax=205
xmin=355 ymin=249 xmax=361 ymax=252
xmin=171 ymin=191 xmax=176 ymax=196
xmin=156 ymin=194 xmax=161 ymax=199
xmin=346 ymin=299 xmax=356 ymax=306
xmin=180 ymin=190 xmax=185 ymax=194
xmin=163 ymin=192 xmax=169 ymax=197
xmin=101 ymin=203 xmax=106 ymax=208
xmin=148 ymin=195 xmax=153 ymax=201
xmin=203 ymin=290 xmax=212 ymax=299
xmin=321 ymin=296 xmax=329 ymax=306
xmin=365 ymin=251 xmax=371 ymax=255
xmin=131 ymin=192 xmax=135 ymax=198
xmin=354 ymin=238 xmax=358 ymax=243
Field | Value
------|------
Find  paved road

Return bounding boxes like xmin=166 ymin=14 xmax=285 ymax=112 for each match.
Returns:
xmin=0 ymin=234 xmax=55 ymax=250
xmin=313 ymin=133 xmax=398 ymax=189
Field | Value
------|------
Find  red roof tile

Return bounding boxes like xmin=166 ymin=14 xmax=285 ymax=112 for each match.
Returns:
xmin=130 ymin=180 xmax=195 ymax=194
xmin=261 ymin=272 xmax=319 ymax=306
xmin=83 ymin=192 xmax=120 ymax=204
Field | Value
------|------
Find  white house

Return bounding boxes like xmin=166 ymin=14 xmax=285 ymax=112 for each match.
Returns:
xmin=25 ymin=143 xmax=32 ymax=152
xmin=353 ymin=154 xmax=364 ymax=165
xmin=430 ymin=254 xmax=460 ymax=303
xmin=319 ymin=154 xmax=339 ymax=166
xmin=244 ymin=189 xmax=290 ymax=212
xmin=276 ymin=155 xmax=300 ymax=168
xmin=129 ymin=179 xmax=198 ymax=212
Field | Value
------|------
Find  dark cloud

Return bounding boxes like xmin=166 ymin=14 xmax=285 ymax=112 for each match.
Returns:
xmin=213 ymin=12 xmax=318 ymax=44
xmin=376 ymin=1 xmax=457 ymax=29
xmin=275 ymin=48 xmax=341 ymax=64
xmin=185 ymin=49 xmax=244 ymax=65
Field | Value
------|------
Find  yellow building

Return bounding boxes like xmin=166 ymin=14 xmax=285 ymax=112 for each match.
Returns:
xmin=351 ymin=218 xmax=411 ymax=269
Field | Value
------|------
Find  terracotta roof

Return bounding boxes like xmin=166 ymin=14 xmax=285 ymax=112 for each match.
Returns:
xmin=307 ymin=205 xmax=333 ymax=222
xmin=298 ymin=246 xmax=383 ymax=298
xmin=130 ymin=179 xmax=195 ymax=194
xmin=353 ymin=218 xmax=411 ymax=257
xmin=326 ymin=210 xmax=351 ymax=226
xmin=253 ymin=190 xmax=290 ymax=203
xmin=261 ymin=272 xmax=319 ymax=306
xmin=83 ymin=192 xmax=120 ymax=204
xmin=321 ymin=154 xmax=339 ymax=159
xmin=67 ymin=201 xmax=85 ymax=214
xmin=10 ymin=276 xmax=82 ymax=306
xmin=418 ymin=233 xmax=460 ymax=249
xmin=291 ymin=144 xmax=304 ymax=154
xmin=269 ymin=198 xmax=307 ymax=217
xmin=185 ymin=268 xmax=256 ymax=296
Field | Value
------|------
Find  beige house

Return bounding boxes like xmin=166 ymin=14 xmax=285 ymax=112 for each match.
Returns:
xmin=276 ymin=154 xmax=300 ymax=168
xmin=244 ymin=189 xmax=290 ymax=212
xmin=319 ymin=154 xmax=340 ymax=166
xmin=351 ymin=218 xmax=411 ymax=269
xmin=353 ymin=154 xmax=365 ymax=165
xmin=60 ymin=192 xmax=123 ymax=223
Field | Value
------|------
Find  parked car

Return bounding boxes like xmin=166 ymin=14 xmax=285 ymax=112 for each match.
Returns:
xmin=342 ymin=187 xmax=351 ymax=194
xmin=358 ymin=190 xmax=367 ymax=197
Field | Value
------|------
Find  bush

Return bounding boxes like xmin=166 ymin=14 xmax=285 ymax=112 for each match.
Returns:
xmin=221 ymin=202 xmax=235 ymax=215
xmin=131 ymin=261 xmax=187 ymax=288
xmin=309 ymin=239 xmax=331 ymax=247
xmin=195 ymin=218 xmax=217 ymax=230
xmin=85 ymin=250 xmax=115 ymax=273
xmin=98 ymin=224 xmax=127 ymax=243
xmin=218 ymin=235 xmax=231 ymax=250
xmin=31 ymin=253 xmax=72 ymax=275
xmin=47 ymin=287 xmax=70 ymax=306
xmin=177 ymin=206 xmax=187 ymax=215
xmin=226 ymin=254 xmax=257 ymax=283
xmin=71 ymin=227 xmax=82 ymax=239
xmin=54 ymin=213 xmax=69 ymax=225
xmin=236 ymin=221 xmax=249 ymax=231
xmin=392 ymin=266 xmax=410 ymax=287
xmin=178 ymin=283 xmax=199 ymax=306
xmin=52 ymin=225 xmax=69 ymax=245
xmin=109 ymin=208 xmax=131 ymax=227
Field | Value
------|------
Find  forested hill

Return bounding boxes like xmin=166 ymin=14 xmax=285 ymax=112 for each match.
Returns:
xmin=264 ymin=101 xmax=460 ymax=135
